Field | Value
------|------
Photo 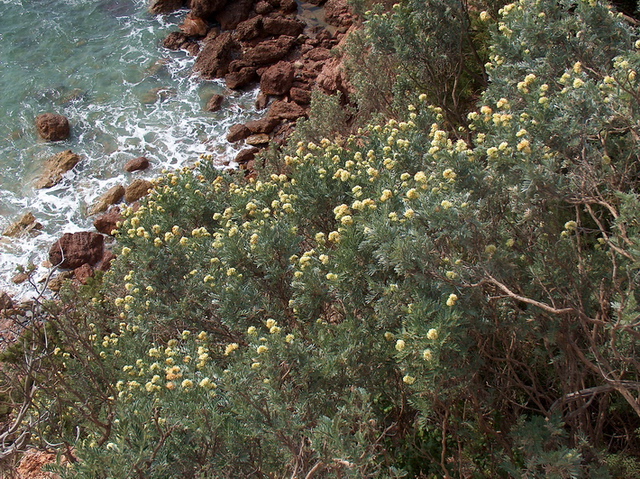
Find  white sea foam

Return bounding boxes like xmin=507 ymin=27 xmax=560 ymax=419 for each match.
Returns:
xmin=0 ymin=0 xmax=261 ymax=298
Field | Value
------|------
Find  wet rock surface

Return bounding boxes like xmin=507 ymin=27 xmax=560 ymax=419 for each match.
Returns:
xmin=35 ymin=150 xmax=81 ymax=189
xmin=35 ymin=113 xmax=70 ymax=141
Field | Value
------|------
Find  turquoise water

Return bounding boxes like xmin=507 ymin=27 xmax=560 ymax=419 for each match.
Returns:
xmin=0 ymin=0 xmax=260 ymax=296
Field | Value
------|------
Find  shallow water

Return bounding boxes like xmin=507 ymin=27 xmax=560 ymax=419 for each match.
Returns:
xmin=0 ymin=0 xmax=261 ymax=297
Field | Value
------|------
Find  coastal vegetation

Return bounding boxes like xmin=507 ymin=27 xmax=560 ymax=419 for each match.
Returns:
xmin=2 ymin=0 xmax=640 ymax=476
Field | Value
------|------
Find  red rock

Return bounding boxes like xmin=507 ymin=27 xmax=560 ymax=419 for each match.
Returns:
xmin=49 ymin=232 xmax=104 ymax=269
xmin=35 ymin=113 xmax=70 ymax=141
xmin=98 ymin=250 xmax=116 ymax=272
xmin=235 ymin=16 xmax=263 ymax=41
xmin=235 ymin=147 xmax=260 ymax=164
xmin=3 ymin=212 xmax=42 ymax=237
xmin=89 ymin=185 xmax=125 ymax=216
xmin=206 ymin=94 xmax=225 ymax=111
xmin=303 ymin=47 xmax=331 ymax=62
xmin=227 ymin=124 xmax=252 ymax=142
xmin=244 ymin=36 xmax=296 ymax=65
xmin=246 ymin=133 xmax=270 ymax=145
xmin=163 ymin=31 xmax=191 ymax=50
xmin=149 ymin=0 xmax=187 ymax=14
xmin=93 ymin=206 xmax=123 ymax=235
xmin=124 ymin=179 xmax=153 ymax=203
xmin=316 ymin=56 xmax=350 ymax=96
xmin=324 ymin=0 xmax=353 ymax=27
xmin=245 ymin=116 xmax=280 ymax=134
xmin=255 ymin=91 xmax=270 ymax=110
xmin=255 ymin=1 xmax=273 ymax=14
xmin=12 ymin=272 xmax=29 ymax=284
xmin=0 ymin=292 xmax=13 ymax=311
xmin=262 ymin=15 xmax=305 ymax=36
xmin=194 ymin=32 xmax=241 ymax=79
xmin=290 ymin=85 xmax=312 ymax=105
xmin=278 ymin=0 xmax=297 ymax=13
xmin=184 ymin=42 xmax=200 ymax=56
xmin=35 ymin=150 xmax=81 ymax=189
xmin=267 ymin=99 xmax=307 ymax=121
xmin=74 ymin=263 xmax=94 ymax=284
xmin=124 ymin=156 xmax=150 ymax=172
xmin=180 ymin=13 xmax=209 ymax=36
xmin=48 ymin=271 xmax=74 ymax=292
xmin=215 ymin=0 xmax=254 ymax=29
xmin=190 ymin=0 xmax=229 ymax=19
xmin=260 ymin=60 xmax=294 ymax=95
xmin=225 ymin=67 xmax=258 ymax=89
xmin=16 ymin=449 xmax=66 ymax=479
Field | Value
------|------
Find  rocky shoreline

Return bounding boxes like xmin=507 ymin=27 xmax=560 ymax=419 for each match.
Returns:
xmin=1 ymin=0 xmax=355 ymax=311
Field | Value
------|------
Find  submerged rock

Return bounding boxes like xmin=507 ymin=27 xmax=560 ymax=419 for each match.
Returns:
xmin=35 ymin=150 xmax=81 ymax=189
xmin=35 ymin=113 xmax=70 ymax=141
xmin=3 ymin=212 xmax=43 ymax=237
xmin=206 ymin=93 xmax=225 ymax=111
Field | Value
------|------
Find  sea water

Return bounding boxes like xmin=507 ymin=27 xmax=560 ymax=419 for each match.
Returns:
xmin=0 ymin=0 xmax=261 ymax=297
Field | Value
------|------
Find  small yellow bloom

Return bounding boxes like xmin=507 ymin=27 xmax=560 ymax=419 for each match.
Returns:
xmin=427 ymin=328 xmax=438 ymax=340
xmin=406 ymin=188 xmax=419 ymax=200
xmin=403 ymin=375 xmax=416 ymax=385
xmin=442 ymin=169 xmax=456 ymax=180
xmin=224 ymin=343 xmax=239 ymax=356
xmin=395 ymin=339 xmax=406 ymax=351
xmin=446 ymin=294 xmax=458 ymax=307
xmin=423 ymin=349 xmax=433 ymax=361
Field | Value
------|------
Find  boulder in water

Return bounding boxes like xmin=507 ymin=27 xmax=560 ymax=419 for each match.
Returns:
xmin=3 ymin=212 xmax=43 ymax=237
xmin=89 ymin=185 xmax=125 ymax=216
xmin=124 ymin=156 xmax=151 ymax=173
xmin=206 ymin=94 xmax=225 ymax=112
xmin=49 ymin=232 xmax=105 ymax=269
xmin=35 ymin=150 xmax=81 ymax=189
xmin=35 ymin=113 xmax=70 ymax=141
xmin=149 ymin=0 xmax=187 ymax=14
